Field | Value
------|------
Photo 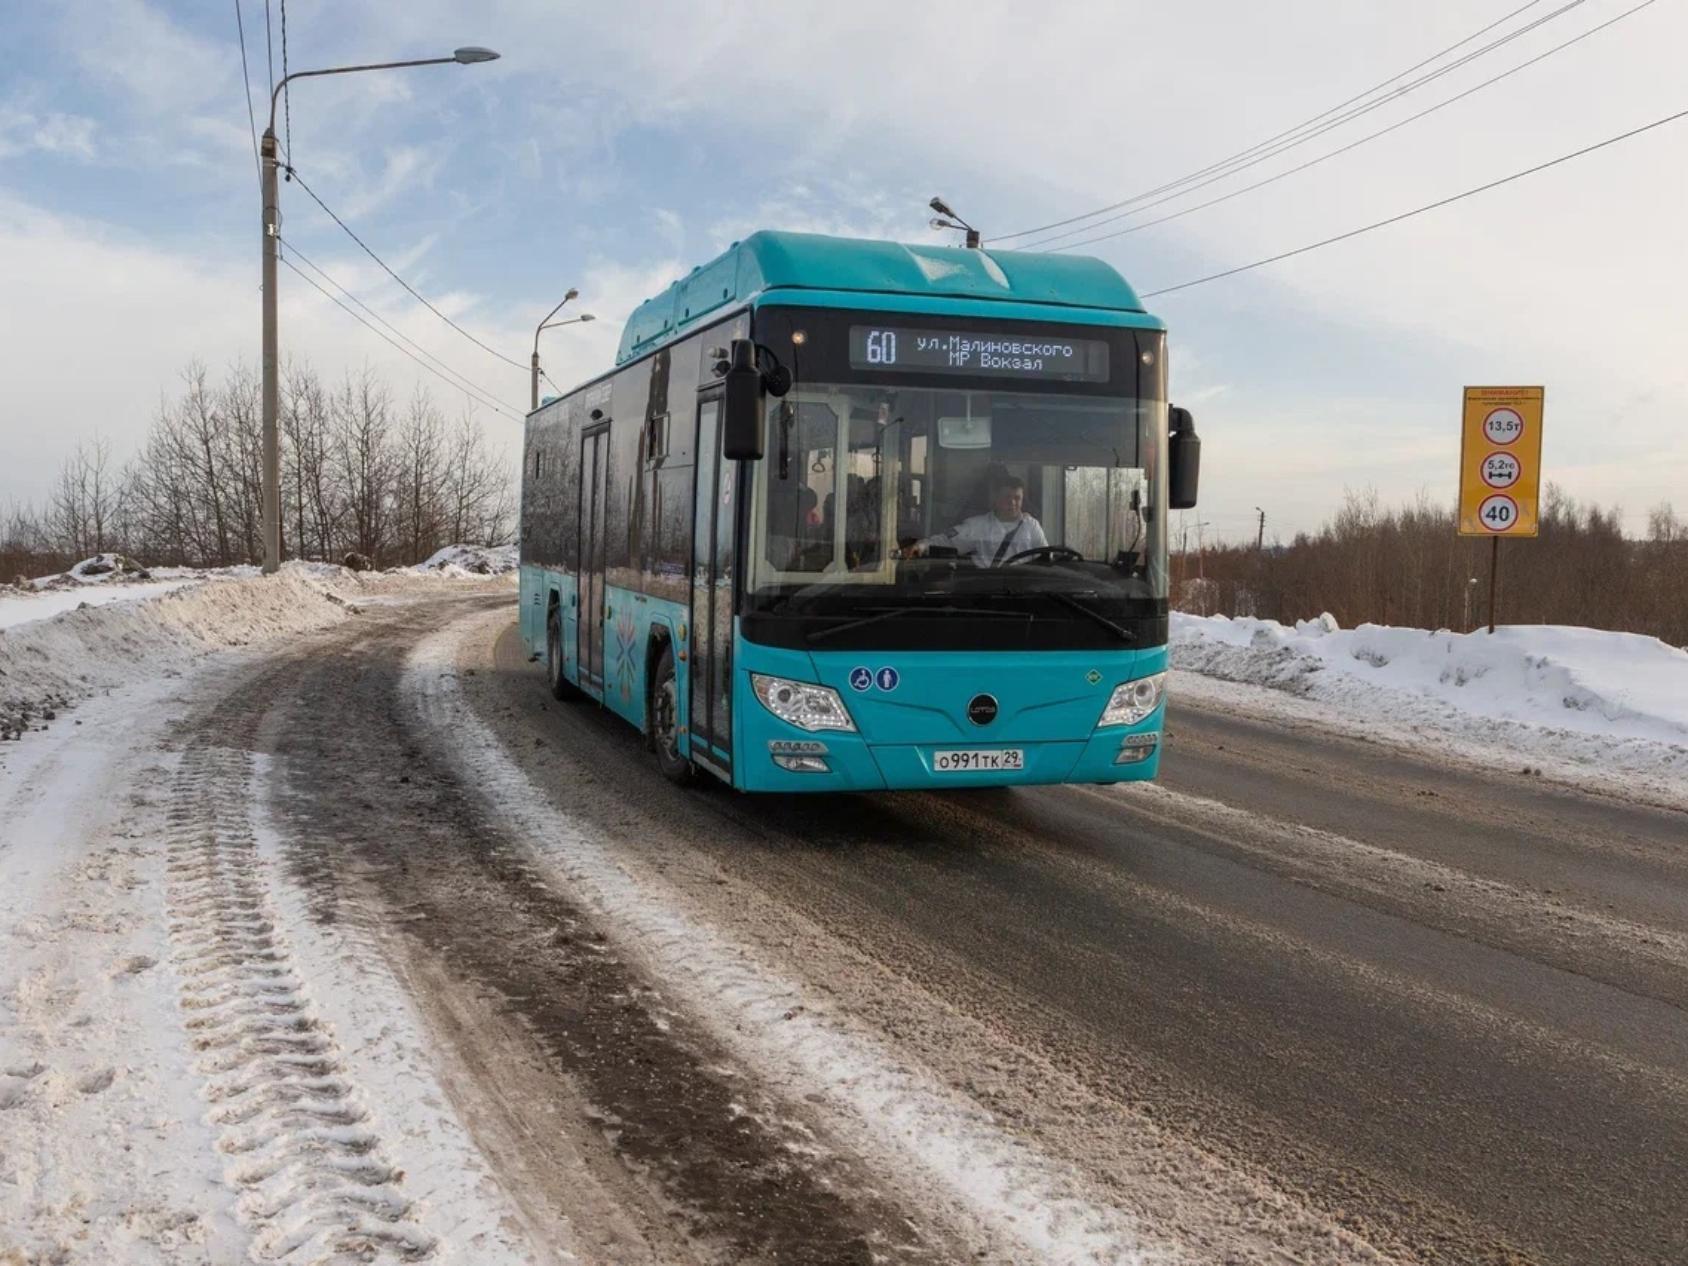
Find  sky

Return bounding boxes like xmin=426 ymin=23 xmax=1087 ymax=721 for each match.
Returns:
xmin=2 ymin=0 xmax=1685 ymax=544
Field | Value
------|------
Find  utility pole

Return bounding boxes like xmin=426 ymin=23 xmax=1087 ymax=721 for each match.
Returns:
xmin=261 ymin=127 xmax=280 ymax=575
xmin=259 ymin=47 xmax=500 ymax=574
xmin=1255 ymin=506 xmax=1266 ymax=551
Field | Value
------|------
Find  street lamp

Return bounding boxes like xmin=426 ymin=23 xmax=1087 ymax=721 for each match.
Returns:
xmin=532 ymin=298 xmax=596 ymax=410
xmin=928 ymin=195 xmax=982 ymax=249
xmin=260 ymin=47 xmax=500 ymax=574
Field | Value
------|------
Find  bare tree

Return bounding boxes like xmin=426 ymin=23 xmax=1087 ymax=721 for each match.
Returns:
xmin=443 ymin=411 xmax=515 ymax=548
xmin=219 ymin=365 xmax=265 ymax=564
xmin=21 ymin=358 xmax=516 ymax=578
xmin=1 ymin=501 xmax=62 ymax=581
xmin=330 ymin=367 xmax=394 ymax=563
xmin=48 ymin=436 xmax=125 ymax=560
xmin=1184 ymin=487 xmax=1688 ymax=645
xmin=282 ymin=361 xmax=338 ymax=562
xmin=392 ymin=388 xmax=449 ymax=565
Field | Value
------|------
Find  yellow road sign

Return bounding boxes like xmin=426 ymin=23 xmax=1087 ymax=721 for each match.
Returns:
xmin=1459 ymin=386 xmax=1543 ymax=537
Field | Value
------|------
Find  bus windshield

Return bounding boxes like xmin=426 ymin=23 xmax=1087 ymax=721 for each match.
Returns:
xmin=745 ymin=383 xmax=1167 ymax=645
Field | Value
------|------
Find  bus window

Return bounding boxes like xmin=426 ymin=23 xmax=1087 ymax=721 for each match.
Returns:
xmin=747 ymin=384 xmax=1161 ymax=603
xmin=762 ymin=399 xmax=838 ymax=574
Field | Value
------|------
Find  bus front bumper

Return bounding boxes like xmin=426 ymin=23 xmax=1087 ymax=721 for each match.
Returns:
xmin=735 ymin=726 xmax=1161 ymax=793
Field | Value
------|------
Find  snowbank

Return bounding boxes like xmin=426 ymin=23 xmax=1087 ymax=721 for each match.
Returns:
xmin=0 ymin=565 xmax=367 ymax=739
xmin=412 ymin=543 xmax=518 ymax=576
xmin=1172 ymin=612 xmax=1688 ymax=800
xmin=4 ymin=548 xmax=511 ymax=632
xmin=4 ymin=555 xmax=275 ymax=633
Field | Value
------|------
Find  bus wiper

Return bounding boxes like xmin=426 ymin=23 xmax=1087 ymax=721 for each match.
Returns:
xmin=805 ymin=605 xmax=1029 ymax=645
xmin=972 ymin=588 xmax=1136 ymax=644
xmin=1045 ymin=591 xmax=1135 ymax=643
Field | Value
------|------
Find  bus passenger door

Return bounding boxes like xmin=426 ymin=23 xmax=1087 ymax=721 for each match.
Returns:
xmin=689 ymin=393 xmax=734 ymax=774
xmin=578 ymin=424 xmax=610 ymax=694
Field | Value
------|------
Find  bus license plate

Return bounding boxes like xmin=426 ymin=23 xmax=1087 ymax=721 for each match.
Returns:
xmin=933 ymin=749 xmax=1024 ymax=773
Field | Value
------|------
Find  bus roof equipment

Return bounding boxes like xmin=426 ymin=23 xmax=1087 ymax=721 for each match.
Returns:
xmin=616 ymin=230 xmax=1152 ymax=367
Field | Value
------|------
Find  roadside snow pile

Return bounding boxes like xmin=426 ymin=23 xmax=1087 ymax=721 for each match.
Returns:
xmin=1172 ymin=612 xmax=1688 ymax=798
xmin=0 ymin=565 xmax=362 ymax=740
xmin=23 ymin=553 xmax=157 ymax=589
xmin=3 ymin=555 xmax=274 ymax=633
xmin=413 ymin=543 xmax=517 ymax=577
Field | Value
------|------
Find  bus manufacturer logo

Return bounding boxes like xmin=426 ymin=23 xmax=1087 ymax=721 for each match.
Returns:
xmin=967 ymin=694 xmax=998 ymax=725
xmin=1086 ymin=669 xmax=1102 ymax=685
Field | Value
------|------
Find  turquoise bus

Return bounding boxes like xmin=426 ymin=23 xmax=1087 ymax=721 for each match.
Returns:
xmin=518 ymin=231 xmax=1200 ymax=791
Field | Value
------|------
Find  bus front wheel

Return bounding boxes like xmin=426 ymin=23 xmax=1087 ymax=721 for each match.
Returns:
xmin=650 ymin=645 xmax=694 ymax=786
xmin=546 ymin=607 xmax=583 ymax=701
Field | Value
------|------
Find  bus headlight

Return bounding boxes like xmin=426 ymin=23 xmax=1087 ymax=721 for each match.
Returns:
xmin=751 ymin=674 xmax=857 ymax=732
xmin=1098 ymin=673 xmax=1164 ymax=727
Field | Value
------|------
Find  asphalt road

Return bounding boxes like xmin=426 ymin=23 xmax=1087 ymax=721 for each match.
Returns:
xmin=467 ymin=612 xmax=1688 ymax=1266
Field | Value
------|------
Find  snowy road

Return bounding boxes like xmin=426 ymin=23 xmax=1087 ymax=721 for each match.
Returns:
xmin=4 ymin=588 xmax=1686 ymax=1264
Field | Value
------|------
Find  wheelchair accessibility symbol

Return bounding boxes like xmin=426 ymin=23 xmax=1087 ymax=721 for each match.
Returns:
xmin=849 ymin=667 xmax=873 ymax=692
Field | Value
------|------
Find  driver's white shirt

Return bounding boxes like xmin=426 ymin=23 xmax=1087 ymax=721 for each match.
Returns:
xmin=935 ymin=511 xmax=1049 ymax=568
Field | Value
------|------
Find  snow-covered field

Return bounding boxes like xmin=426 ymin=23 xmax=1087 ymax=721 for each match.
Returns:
xmin=0 ymin=580 xmax=202 ymax=631
xmin=1171 ymin=611 xmax=1688 ymax=807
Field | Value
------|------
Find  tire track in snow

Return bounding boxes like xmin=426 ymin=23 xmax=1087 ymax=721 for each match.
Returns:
xmin=164 ymin=737 xmax=435 ymax=1264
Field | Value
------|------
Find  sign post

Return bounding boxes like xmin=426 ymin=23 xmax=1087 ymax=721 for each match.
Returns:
xmin=1458 ymin=386 xmax=1544 ymax=633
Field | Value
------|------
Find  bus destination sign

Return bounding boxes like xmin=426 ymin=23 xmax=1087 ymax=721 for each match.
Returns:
xmin=849 ymin=326 xmax=1109 ymax=381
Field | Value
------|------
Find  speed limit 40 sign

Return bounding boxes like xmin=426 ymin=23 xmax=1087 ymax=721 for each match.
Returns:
xmin=1459 ymin=386 xmax=1543 ymax=537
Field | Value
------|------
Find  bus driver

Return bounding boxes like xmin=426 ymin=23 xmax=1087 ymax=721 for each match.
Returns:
xmin=912 ymin=471 xmax=1049 ymax=567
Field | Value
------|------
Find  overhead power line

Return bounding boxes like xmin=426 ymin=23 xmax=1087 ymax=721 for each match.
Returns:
xmin=279 ymin=254 xmax=522 ymax=419
xmin=232 ymin=0 xmax=262 ymax=191
xmin=284 ymin=164 xmax=528 ymax=372
xmin=1046 ymin=0 xmax=1659 ymax=255
xmin=1140 ymin=102 xmax=1688 ymax=299
xmin=279 ymin=0 xmax=293 ymax=160
xmin=1016 ymin=0 xmax=1591 ymax=250
xmin=996 ymin=0 xmax=1578 ymax=246
xmin=262 ymin=0 xmax=275 ymax=102
xmin=280 ymin=238 xmax=521 ymax=418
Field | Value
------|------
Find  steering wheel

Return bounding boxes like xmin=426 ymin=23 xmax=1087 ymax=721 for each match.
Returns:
xmin=1001 ymin=545 xmax=1084 ymax=567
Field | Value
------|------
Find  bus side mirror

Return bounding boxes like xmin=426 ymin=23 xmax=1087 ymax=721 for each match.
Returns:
xmin=722 ymin=339 xmax=764 ymax=461
xmin=1169 ymin=405 xmax=1201 ymax=509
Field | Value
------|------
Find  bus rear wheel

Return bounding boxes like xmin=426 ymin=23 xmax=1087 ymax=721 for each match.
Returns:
xmin=650 ymin=645 xmax=693 ymax=785
xmin=546 ymin=607 xmax=583 ymax=701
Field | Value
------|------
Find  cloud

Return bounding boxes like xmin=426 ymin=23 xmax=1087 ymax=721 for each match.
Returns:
xmin=68 ymin=0 xmax=233 ymax=117
xmin=651 ymin=207 xmax=684 ymax=254
xmin=0 ymin=107 xmax=98 ymax=161
xmin=339 ymin=145 xmax=443 ymax=219
xmin=0 ymin=194 xmax=536 ymax=504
